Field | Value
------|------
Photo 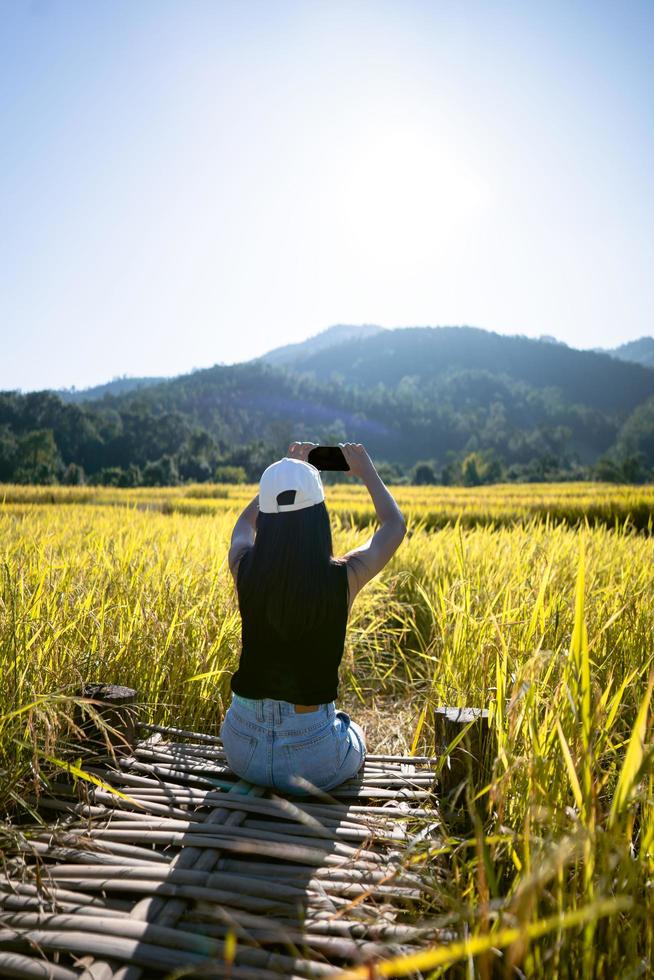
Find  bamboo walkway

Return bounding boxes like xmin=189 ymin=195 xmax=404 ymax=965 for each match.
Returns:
xmin=1 ymin=722 xmax=444 ymax=979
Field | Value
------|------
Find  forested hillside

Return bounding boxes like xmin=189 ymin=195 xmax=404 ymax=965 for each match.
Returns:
xmin=57 ymin=375 xmax=167 ymax=403
xmin=260 ymin=325 xmax=654 ymax=415
xmin=2 ymin=326 xmax=654 ymax=486
xmin=258 ymin=323 xmax=385 ymax=366
xmin=604 ymin=337 xmax=654 ymax=369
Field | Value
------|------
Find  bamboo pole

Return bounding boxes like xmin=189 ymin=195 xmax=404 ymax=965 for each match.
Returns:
xmin=133 ymin=747 xmax=233 ymax=776
xmin=362 ymin=753 xmax=440 ymax=763
xmin=89 ymin=774 xmax=436 ymax=820
xmin=45 ymin=865 xmax=311 ymax=900
xmin=241 ymin=816 xmax=402 ymax=843
xmin=139 ymin=724 xmax=441 ymax=763
xmin=84 ymin=791 xmax=201 ymax=821
xmin=335 ymin=775 xmax=437 ymax=786
xmin=117 ymin=759 xmax=229 ymax=789
xmin=183 ymin=908 xmax=437 ymax=943
xmin=32 ymin=831 xmax=345 ymax=869
xmin=82 ymin=814 xmax=376 ymax=843
xmin=1 ymin=912 xmax=266 ymax=957
xmin=0 ymin=951 xmax=78 ymax=979
xmin=116 ymin=758 xmax=434 ymax=799
xmin=1 ymin=881 xmax=129 ymax=916
xmin=139 ymin=723 xmax=225 ymax=743
xmin=1 ymin=878 xmax=123 ymax=909
xmin=149 ymin=742 xmax=228 ymax=757
xmin=320 ymin=787 xmax=432 ymax=800
xmin=5 ymin=727 xmax=441 ymax=979
xmin=40 ymin=866 xmax=422 ymax=903
xmin=0 ymin=927 xmax=309 ymax=980
xmin=74 ymin=828 xmax=384 ymax=865
xmin=171 ymin=913 xmax=408 ymax=964
xmin=2 ymin=910 xmax=360 ymax=975
xmin=80 ymin=820 xmax=384 ymax=859
xmin=33 ymin=795 xmax=205 ymax=825
xmin=136 ymin=747 xmax=436 ymax=786
xmin=210 ymin=859 xmax=424 ymax=888
xmin=42 ymin=876 xmax=354 ymax=916
xmin=99 ymin=786 xmax=395 ymax=823
xmin=11 ymin=840 xmax=165 ymax=868
xmin=0 ymin=893 xmax=133 ymax=919
xmin=121 ymin=779 xmax=270 ymax=980
xmin=29 ymin=834 xmax=171 ymax=865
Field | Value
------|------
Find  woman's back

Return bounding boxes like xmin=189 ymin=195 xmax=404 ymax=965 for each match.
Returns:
xmin=231 ymin=557 xmax=350 ymax=704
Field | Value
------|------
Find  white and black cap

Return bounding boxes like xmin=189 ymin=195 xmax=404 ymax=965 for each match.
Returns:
xmin=258 ymin=457 xmax=325 ymax=513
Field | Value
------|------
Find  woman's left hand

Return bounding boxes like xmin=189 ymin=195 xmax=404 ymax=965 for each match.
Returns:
xmin=287 ymin=441 xmax=319 ymax=463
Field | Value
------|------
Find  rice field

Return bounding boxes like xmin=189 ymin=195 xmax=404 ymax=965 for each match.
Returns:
xmin=1 ymin=482 xmax=653 ymax=978
xmin=3 ymin=479 xmax=654 ymax=530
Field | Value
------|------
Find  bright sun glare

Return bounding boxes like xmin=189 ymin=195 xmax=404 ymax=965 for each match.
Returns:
xmin=333 ymin=124 xmax=495 ymax=270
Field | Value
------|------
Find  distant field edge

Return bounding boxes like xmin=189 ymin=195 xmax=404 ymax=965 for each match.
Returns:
xmin=1 ymin=482 xmax=653 ymax=533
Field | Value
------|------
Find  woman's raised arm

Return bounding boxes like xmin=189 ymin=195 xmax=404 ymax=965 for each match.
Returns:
xmin=337 ymin=443 xmax=406 ymax=604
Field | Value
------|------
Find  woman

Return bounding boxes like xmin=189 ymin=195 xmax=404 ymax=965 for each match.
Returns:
xmin=219 ymin=441 xmax=407 ymax=795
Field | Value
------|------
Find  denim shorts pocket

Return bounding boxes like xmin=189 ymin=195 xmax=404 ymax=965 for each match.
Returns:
xmin=283 ymin=726 xmax=343 ymax=789
xmin=221 ymin=723 xmax=258 ymax=779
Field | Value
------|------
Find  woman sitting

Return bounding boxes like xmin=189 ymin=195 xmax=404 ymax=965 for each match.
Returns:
xmin=220 ymin=441 xmax=407 ymax=795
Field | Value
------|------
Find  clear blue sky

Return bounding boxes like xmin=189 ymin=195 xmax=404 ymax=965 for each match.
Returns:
xmin=2 ymin=0 xmax=653 ymax=391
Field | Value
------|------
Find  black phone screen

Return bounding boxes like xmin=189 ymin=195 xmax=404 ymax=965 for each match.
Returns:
xmin=308 ymin=446 xmax=350 ymax=471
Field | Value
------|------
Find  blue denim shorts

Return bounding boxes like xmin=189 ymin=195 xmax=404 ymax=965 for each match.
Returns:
xmin=219 ymin=694 xmax=367 ymax=795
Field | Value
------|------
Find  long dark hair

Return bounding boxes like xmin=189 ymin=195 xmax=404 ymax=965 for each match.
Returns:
xmin=236 ymin=500 xmax=347 ymax=641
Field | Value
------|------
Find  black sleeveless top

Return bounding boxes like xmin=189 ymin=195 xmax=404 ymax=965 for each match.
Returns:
xmin=230 ymin=559 xmax=349 ymax=704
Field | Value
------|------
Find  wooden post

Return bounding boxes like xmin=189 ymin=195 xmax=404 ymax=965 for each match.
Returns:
xmin=434 ymin=707 xmax=494 ymax=808
xmin=74 ymin=684 xmax=139 ymax=763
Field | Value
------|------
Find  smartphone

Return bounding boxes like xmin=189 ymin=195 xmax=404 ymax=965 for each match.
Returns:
xmin=308 ymin=446 xmax=350 ymax=471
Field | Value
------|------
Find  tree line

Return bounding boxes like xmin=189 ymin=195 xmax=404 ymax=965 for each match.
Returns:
xmin=1 ymin=358 xmax=653 ymax=487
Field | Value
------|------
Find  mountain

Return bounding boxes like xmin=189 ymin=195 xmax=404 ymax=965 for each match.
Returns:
xmin=4 ymin=325 xmax=654 ymax=483
xmin=602 ymin=337 xmax=654 ymax=369
xmin=78 ymin=325 xmax=654 ymax=464
xmin=57 ymin=375 xmax=168 ymax=402
xmin=263 ymin=324 xmax=654 ymax=415
xmin=51 ymin=325 xmax=384 ymax=400
xmin=257 ymin=323 xmax=385 ymax=366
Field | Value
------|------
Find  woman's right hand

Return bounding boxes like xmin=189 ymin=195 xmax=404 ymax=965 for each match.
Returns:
xmin=339 ymin=443 xmax=376 ymax=481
